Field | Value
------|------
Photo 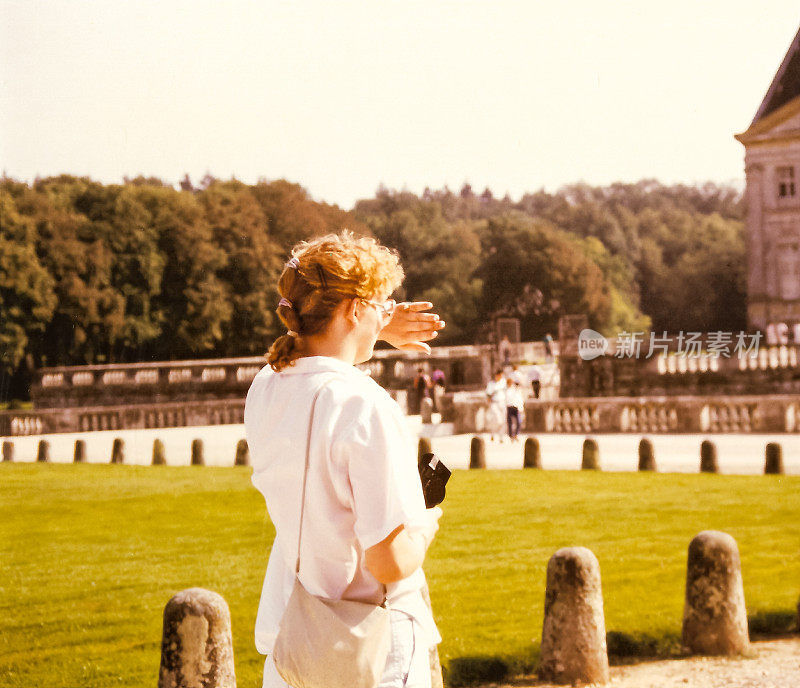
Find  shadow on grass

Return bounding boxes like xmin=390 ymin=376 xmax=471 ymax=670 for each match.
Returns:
xmin=606 ymin=631 xmax=682 ymax=664
xmin=445 ymin=647 xmax=539 ymax=686
xmin=444 ymin=633 xmax=683 ymax=685
xmin=444 ymin=614 xmax=797 ymax=685
xmin=445 ymin=657 xmax=509 ymax=686
xmin=748 ymin=610 xmax=797 ymax=637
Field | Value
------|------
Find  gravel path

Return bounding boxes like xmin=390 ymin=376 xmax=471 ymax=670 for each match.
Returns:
xmin=479 ymin=638 xmax=800 ymax=688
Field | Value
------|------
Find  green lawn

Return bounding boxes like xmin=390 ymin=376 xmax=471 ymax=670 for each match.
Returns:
xmin=1 ymin=464 xmax=798 ymax=687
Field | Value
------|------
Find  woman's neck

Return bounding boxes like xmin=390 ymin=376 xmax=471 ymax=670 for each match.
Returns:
xmin=301 ymin=333 xmax=357 ymax=365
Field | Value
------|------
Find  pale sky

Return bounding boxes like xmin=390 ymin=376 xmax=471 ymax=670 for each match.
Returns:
xmin=2 ymin=1 xmax=799 ymax=209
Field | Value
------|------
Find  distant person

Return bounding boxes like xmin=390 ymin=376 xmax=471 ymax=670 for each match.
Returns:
xmin=485 ymin=369 xmax=507 ymax=442
xmin=431 ymin=368 xmax=446 ymax=412
xmin=510 ymin=364 xmax=524 ymax=385
xmin=544 ymin=333 xmax=554 ymax=360
xmin=505 ymin=378 xmax=524 ymax=441
xmin=529 ymin=365 xmax=541 ymax=399
xmin=413 ymin=366 xmax=432 ymax=414
xmin=499 ymin=335 xmax=512 ymax=365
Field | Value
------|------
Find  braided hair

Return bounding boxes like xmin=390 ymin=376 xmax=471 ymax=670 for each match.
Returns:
xmin=267 ymin=231 xmax=403 ymax=371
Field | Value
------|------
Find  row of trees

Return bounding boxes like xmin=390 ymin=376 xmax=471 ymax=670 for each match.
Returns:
xmin=355 ymin=180 xmax=745 ymax=339
xmin=1 ymin=176 xmax=358 ymax=371
xmin=1 ymin=175 xmax=745 ymax=398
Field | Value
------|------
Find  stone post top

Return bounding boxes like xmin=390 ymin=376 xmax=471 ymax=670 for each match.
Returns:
xmin=547 ymin=548 xmax=602 ymax=588
xmin=687 ymin=531 xmax=742 ymax=569
xmin=159 ymin=587 xmax=236 ymax=688
xmin=690 ymin=530 xmax=739 ymax=549
xmin=166 ymin=588 xmax=230 ymax=615
xmin=551 ymin=546 xmax=599 ymax=564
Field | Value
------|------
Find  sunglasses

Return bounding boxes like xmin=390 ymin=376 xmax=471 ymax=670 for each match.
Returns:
xmin=360 ymin=298 xmax=396 ymax=319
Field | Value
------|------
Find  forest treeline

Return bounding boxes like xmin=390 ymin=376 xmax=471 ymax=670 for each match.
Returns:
xmin=1 ymin=174 xmax=745 ymax=391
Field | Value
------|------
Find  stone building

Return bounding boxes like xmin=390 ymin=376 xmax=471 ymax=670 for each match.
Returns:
xmin=736 ymin=25 xmax=800 ymax=339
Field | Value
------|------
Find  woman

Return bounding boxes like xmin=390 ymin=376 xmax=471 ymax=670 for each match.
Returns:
xmin=245 ymin=232 xmax=445 ymax=688
xmin=484 ymin=369 xmax=507 ymax=442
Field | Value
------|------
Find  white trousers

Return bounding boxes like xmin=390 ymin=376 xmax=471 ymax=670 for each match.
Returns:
xmin=262 ymin=610 xmax=432 ymax=688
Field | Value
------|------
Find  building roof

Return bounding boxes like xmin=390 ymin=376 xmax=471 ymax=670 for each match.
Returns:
xmin=751 ymin=25 xmax=800 ymax=126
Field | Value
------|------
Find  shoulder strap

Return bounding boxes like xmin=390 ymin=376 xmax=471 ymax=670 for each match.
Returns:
xmin=295 ymin=377 xmax=335 ymax=575
xmin=294 ymin=374 xmax=387 ymax=605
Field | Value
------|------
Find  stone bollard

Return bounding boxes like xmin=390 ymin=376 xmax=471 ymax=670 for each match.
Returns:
xmin=539 ymin=547 xmax=609 ymax=685
xmin=74 ymin=440 xmax=86 ymax=463
xmin=682 ymin=531 xmax=750 ymax=655
xmin=191 ymin=439 xmax=205 ymax=466
xmin=523 ymin=436 xmax=542 ymax=468
xmin=638 ymin=438 xmax=657 ymax=471
xmin=36 ymin=439 xmax=50 ymax=463
xmin=764 ymin=442 xmax=784 ymax=475
xmin=152 ymin=439 xmax=166 ymax=466
xmin=2 ymin=440 xmax=13 ymax=462
xmin=420 ymin=397 xmax=434 ymax=424
xmin=111 ymin=438 xmax=125 ymax=465
xmin=469 ymin=436 xmax=486 ymax=469
xmin=418 ymin=437 xmax=432 ymax=464
xmin=158 ymin=587 xmax=236 ymax=688
xmin=700 ymin=439 xmax=719 ymax=473
xmin=234 ymin=439 xmax=250 ymax=467
xmin=581 ymin=438 xmax=600 ymax=470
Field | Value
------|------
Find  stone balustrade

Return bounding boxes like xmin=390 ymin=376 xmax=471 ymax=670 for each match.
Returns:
xmin=7 ymin=415 xmax=45 ymax=436
xmin=627 ymin=346 xmax=799 ymax=377
xmin=620 ymin=403 xmax=679 ymax=432
xmin=448 ymin=393 xmax=800 ymax=435
xmin=0 ymin=399 xmax=244 ymax=436
xmin=543 ymin=404 xmax=600 ymax=433
xmin=8 ymin=393 xmax=800 ymax=436
xmin=30 ymin=357 xmax=266 ymax=409
xmin=30 ymin=342 xmax=494 ymax=412
xmin=700 ymin=403 xmax=758 ymax=433
xmin=562 ymin=332 xmax=800 ymax=398
xmin=7 ymin=393 xmax=800 ymax=436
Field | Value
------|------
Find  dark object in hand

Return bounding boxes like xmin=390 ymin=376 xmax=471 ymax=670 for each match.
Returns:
xmin=418 ymin=452 xmax=451 ymax=508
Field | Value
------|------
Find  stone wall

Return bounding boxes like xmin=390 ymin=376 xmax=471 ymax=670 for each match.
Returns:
xmin=6 ymin=391 xmax=800 ymax=436
xmin=0 ymin=399 xmax=245 ymax=436
xmin=560 ymin=337 xmax=800 ymax=398
xmin=30 ymin=343 xmax=502 ymax=411
xmin=448 ymin=393 xmax=800 ymax=434
xmin=31 ymin=357 xmax=265 ymax=409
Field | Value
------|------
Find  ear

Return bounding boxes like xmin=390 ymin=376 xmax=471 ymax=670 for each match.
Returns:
xmin=343 ymin=297 xmax=360 ymax=326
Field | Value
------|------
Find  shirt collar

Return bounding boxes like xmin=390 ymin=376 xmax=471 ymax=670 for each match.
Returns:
xmin=278 ymin=355 xmax=367 ymax=376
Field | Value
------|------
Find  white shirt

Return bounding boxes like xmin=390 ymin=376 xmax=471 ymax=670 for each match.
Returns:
xmin=245 ymin=356 xmax=441 ymax=657
xmin=505 ymin=384 xmax=524 ymax=410
xmin=486 ymin=377 xmax=507 ymax=406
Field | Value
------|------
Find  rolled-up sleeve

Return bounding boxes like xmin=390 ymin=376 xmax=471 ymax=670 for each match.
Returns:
xmin=332 ymin=395 xmax=426 ymax=551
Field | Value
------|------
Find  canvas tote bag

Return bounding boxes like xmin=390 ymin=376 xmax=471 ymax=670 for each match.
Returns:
xmin=273 ymin=380 xmax=391 ymax=688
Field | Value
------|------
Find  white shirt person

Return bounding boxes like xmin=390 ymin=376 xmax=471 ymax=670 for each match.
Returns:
xmin=484 ymin=370 xmax=507 ymax=440
xmin=245 ymin=232 xmax=444 ymax=688
xmin=246 ymin=356 xmax=441 ymax=661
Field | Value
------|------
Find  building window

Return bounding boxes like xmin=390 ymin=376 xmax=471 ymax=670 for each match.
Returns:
xmin=778 ymin=166 xmax=795 ymax=198
xmin=777 ymin=243 xmax=800 ymax=300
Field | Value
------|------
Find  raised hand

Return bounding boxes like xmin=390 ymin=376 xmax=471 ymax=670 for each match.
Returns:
xmin=379 ymin=301 xmax=446 ymax=354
